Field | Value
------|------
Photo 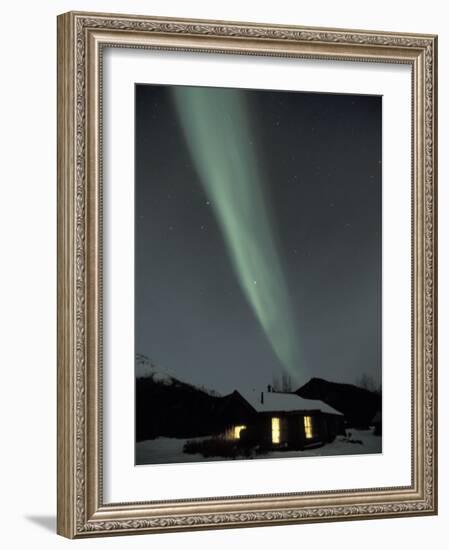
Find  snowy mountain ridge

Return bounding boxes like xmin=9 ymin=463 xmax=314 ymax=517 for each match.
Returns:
xmin=135 ymin=354 xmax=178 ymax=385
xmin=135 ymin=353 xmax=221 ymax=396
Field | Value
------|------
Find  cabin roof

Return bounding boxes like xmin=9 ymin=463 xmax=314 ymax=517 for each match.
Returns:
xmin=237 ymin=389 xmax=343 ymax=416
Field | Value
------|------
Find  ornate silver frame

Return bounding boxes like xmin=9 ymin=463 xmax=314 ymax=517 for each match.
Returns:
xmin=57 ymin=11 xmax=438 ymax=538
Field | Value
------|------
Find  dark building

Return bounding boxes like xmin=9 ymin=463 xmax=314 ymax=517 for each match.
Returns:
xmin=221 ymin=389 xmax=344 ymax=451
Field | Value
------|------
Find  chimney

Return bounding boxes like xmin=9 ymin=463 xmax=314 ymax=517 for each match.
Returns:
xmin=260 ymin=391 xmax=264 ymax=404
xmin=267 ymin=384 xmax=272 ymax=393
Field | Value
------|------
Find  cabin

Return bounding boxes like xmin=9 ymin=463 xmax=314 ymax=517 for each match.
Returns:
xmin=221 ymin=388 xmax=344 ymax=451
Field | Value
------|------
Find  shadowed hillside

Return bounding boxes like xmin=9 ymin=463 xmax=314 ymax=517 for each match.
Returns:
xmin=135 ymin=357 xmax=255 ymax=441
xmin=136 ymin=374 xmax=230 ymax=441
xmin=296 ymin=377 xmax=381 ymax=429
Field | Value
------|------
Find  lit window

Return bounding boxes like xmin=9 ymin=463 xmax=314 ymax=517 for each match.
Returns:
xmin=233 ymin=425 xmax=246 ymax=439
xmin=272 ymin=417 xmax=281 ymax=444
xmin=304 ymin=416 xmax=313 ymax=439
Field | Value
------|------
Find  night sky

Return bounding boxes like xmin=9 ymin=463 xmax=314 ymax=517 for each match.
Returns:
xmin=135 ymin=84 xmax=382 ymax=394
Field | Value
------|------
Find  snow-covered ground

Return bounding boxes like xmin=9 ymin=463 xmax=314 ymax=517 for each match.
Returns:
xmin=267 ymin=429 xmax=381 ymax=459
xmin=136 ymin=429 xmax=381 ymax=465
xmin=136 ymin=436 xmax=225 ymax=464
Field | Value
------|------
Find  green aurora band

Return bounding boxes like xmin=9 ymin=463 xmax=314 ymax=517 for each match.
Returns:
xmin=172 ymin=86 xmax=304 ymax=382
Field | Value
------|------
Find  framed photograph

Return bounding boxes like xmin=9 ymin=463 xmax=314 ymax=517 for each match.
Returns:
xmin=57 ymin=11 xmax=438 ymax=538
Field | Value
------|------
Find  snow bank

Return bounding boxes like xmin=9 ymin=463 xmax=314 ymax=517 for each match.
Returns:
xmin=136 ymin=429 xmax=382 ymax=465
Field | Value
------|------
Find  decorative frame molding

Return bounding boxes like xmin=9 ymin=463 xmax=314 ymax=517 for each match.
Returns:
xmin=57 ymin=11 xmax=438 ymax=538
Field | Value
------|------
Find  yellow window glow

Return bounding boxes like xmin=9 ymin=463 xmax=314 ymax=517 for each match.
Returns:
xmin=233 ymin=425 xmax=246 ymax=439
xmin=304 ymin=416 xmax=313 ymax=439
xmin=272 ymin=417 xmax=281 ymax=444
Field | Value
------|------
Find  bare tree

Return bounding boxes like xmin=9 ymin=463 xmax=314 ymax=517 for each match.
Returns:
xmin=356 ymin=373 xmax=381 ymax=396
xmin=271 ymin=373 xmax=281 ymax=392
xmin=271 ymin=372 xmax=293 ymax=392
xmin=281 ymin=372 xmax=293 ymax=392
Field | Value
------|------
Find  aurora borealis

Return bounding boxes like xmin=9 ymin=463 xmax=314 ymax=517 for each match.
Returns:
xmin=135 ymin=84 xmax=382 ymax=393
xmin=172 ymin=86 xmax=303 ymax=382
